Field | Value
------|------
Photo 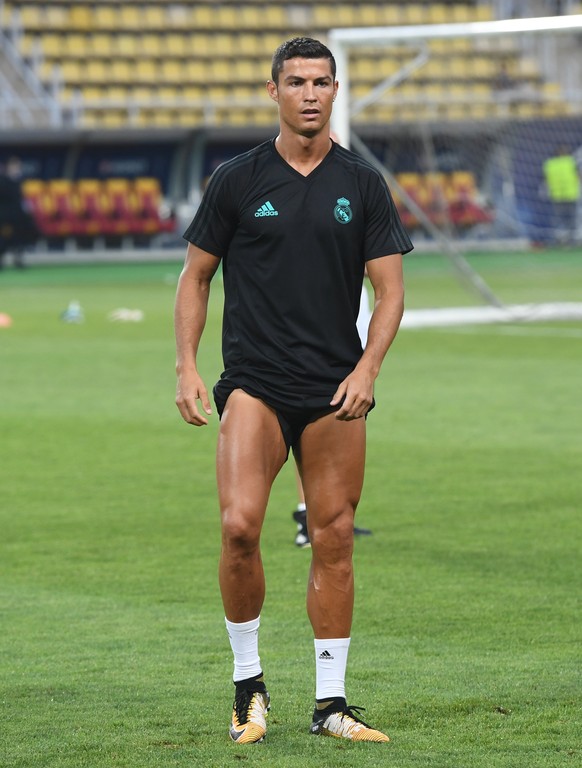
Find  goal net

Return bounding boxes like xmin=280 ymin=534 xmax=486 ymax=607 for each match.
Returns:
xmin=330 ymin=13 xmax=582 ymax=323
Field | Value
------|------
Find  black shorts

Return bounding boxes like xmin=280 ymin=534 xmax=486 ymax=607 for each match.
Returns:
xmin=213 ymin=379 xmax=340 ymax=455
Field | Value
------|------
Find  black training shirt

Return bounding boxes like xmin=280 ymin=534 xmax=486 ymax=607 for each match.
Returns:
xmin=183 ymin=139 xmax=413 ymax=412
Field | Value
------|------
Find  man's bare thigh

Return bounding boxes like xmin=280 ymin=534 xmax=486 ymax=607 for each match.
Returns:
xmin=295 ymin=412 xmax=366 ymax=525
xmin=217 ymin=389 xmax=288 ymax=515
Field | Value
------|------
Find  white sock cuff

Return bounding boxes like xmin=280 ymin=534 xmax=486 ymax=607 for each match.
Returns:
xmin=225 ymin=616 xmax=260 ymax=634
xmin=314 ymin=637 xmax=351 ymax=651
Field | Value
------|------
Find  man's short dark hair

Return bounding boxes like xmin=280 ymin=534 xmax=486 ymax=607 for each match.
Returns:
xmin=271 ymin=37 xmax=336 ymax=84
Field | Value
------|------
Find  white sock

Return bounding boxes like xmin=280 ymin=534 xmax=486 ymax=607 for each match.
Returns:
xmin=225 ymin=616 xmax=262 ymax=682
xmin=314 ymin=637 xmax=350 ymax=701
xmin=297 ymin=502 xmax=306 ymax=512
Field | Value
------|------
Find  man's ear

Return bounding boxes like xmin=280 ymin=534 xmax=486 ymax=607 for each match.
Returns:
xmin=266 ymin=80 xmax=279 ymax=103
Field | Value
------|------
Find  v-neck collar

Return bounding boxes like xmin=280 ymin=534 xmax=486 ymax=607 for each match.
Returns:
xmin=270 ymin=137 xmax=336 ymax=181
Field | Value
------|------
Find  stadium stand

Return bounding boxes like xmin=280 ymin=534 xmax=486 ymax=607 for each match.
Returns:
xmin=1 ymin=1 xmax=579 ymax=246
xmin=2 ymin=0 xmax=572 ymax=130
xmin=21 ymin=176 xmax=176 ymax=246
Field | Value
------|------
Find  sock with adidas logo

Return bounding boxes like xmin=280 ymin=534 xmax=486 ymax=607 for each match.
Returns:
xmin=314 ymin=637 xmax=350 ymax=700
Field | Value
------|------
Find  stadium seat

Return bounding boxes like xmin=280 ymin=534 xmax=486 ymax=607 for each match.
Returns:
xmin=91 ymin=34 xmax=114 ymax=57
xmin=165 ymin=33 xmax=187 ymax=57
xmin=143 ymin=6 xmax=165 ymax=29
xmin=76 ymin=179 xmax=110 ymax=236
xmin=447 ymin=171 xmax=493 ymax=228
xmin=102 ymin=179 xmax=138 ymax=236
xmin=118 ymin=6 xmax=142 ymax=30
xmin=69 ymin=6 xmax=92 ymax=31
xmin=43 ymin=180 xmax=80 ymax=238
xmin=116 ymin=34 xmax=138 ymax=57
xmin=133 ymin=177 xmax=176 ymax=235
xmin=21 ymin=179 xmax=53 ymax=234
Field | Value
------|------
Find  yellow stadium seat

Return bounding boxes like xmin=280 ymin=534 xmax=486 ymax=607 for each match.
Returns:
xmin=183 ymin=85 xmax=204 ymax=101
xmin=209 ymin=59 xmax=230 ymax=82
xmin=105 ymin=85 xmax=129 ymax=102
xmin=212 ymin=33 xmax=236 ymax=57
xmin=312 ymin=7 xmax=336 ymax=28
xmin=161 ymin=60 xmax=184 ymax=82
xmin=60 ymin=60 xmax=83 ymax=82
xmin=233 ymin=60 xmax=255 ymax=84
xmin=44 ymin=6 xmax=68 ymax=29
xmin=262 ymin=7 xmax=286 ymax=29
xmin=110 ymin=60 xmax=133 ymax=83
xmin=332 ymin=6 xmax=358 ymax=26
xmin=20 ymin=6 xmax=44 ymax=29
xmin=136 ymin=59 xmax=157 ymax=83
xmin=94 ymin=6 xmax=118 ymax=29
xmin=189 ymin=33 xmax=211 ymax=57
xmin=131 ymin=85 xmax=155 ymax=102
xmin=158 ymin=85 xmax=180 ymax=102
xmin=185 ymin=60 xmax=207 ymax=81
xmin=376 ymin=6 xmax=402 ymax=25
xmin=238 ymin=33 xmax=260 ymax=55
xmin=85 ymin=60 xmax=108 ymax=84
xmin=402 ymin=5 xmax=428 ymax=26
xmin=69 ymin=6 xmax=91 ymax=31
xmin=429 ymin=4 xmax=450 ymax=25
xmin=41 ymin=34 xmax=64 ymax=58
xmin=143 ymin=6 xmax=165 ymax=29
xmin=239 ymin=6 xmax=262 ymax=28
xmin=357 ymin=5 xmax=381 ymax=27
xmin=118 ymin=7 xmax=142 ymax=30
xmin=91 ymin=34 xmax=114 ymax=57
xmin=117 ymin=34 xmax=138 ymax=57
xmin=216 ymin=6 xmax=238 ymax=28
xmin=140 ymin=34 xmax=163 ymax=57
xmin=81 ymin=86 xmax=105 ymax=102
xmin=164 ymin=33 xmax=187 ymax=57
xmin=192 ymin=6 xmax=213 ymax=27
xmin=101 ymin=111 xmax=128 ymax=128
xmin=65 ymin=34 xmax=87 ymax=58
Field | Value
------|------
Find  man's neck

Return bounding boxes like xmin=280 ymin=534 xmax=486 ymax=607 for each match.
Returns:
xmin=274 ymin=131 xmax=332 ymax=176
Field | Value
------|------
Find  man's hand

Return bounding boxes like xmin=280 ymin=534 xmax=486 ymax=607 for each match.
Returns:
xmin=330 ymin=368 xmax=374 ymax=421
xmin=176 ymin=370 xmax=213 ymax=426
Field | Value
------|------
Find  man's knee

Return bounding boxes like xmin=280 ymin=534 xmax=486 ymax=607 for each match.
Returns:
xmin=310 ymin=506 xmax=355 ymax=563
xmin=221 ymin=505 xmax=262 ymax=554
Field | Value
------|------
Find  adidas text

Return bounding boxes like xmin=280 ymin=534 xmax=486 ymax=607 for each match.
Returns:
xmin=255 ymin=201 xmax=279 ymax=217
xmin=319 ymin=650 xmax=334 ymax=660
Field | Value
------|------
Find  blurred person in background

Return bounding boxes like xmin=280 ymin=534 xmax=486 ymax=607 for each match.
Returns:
xmin=0 ymin=156 xmax=38 ymax=269
xmin=543 ymin=144 xmax=581 ymax=245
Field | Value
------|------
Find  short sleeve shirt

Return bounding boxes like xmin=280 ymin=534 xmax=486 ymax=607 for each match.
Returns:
xmin=183 ymin=139 xmax=413 ymax=413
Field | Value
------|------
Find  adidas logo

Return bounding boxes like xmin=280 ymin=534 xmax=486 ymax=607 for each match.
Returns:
xmin=318 ymin=650 xmax=334 ymax=660
xmin=255 ymin=200 xmax=279 ymax=217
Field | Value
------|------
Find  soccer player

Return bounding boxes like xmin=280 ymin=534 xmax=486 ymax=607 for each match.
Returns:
xmin=175 ymin=37 xmax=413 ymax=744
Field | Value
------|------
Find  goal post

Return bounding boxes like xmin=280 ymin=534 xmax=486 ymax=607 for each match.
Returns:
xmin=330 ymin=14 xmax=582 ymax=151
xmin=329 ymin=14 xmax=582 ymax=314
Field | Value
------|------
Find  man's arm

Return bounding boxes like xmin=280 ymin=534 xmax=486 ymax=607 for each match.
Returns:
xmin=331 ymin=253 xmax=404 ymax=420
xmin=174 ymin=242 xmax=221 ymax=426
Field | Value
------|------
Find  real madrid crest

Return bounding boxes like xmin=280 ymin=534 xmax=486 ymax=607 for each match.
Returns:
xmin=334 ymin=197 xmax=352 ymax=224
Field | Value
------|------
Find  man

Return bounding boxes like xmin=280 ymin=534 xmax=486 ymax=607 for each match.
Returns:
xmin=175 ymin=37 xmax=412 ymax=744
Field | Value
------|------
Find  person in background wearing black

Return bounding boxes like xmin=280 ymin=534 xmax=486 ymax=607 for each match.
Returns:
xmin=0 ymin=156 xmax=38 ymax=269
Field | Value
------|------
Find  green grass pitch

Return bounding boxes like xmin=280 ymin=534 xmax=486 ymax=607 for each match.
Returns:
xmin=1 ymin=250 xmax=581 ymax=767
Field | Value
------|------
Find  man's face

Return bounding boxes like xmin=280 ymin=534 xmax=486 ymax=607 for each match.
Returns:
xmin=267 ymin=57 xmax=338 ymax=138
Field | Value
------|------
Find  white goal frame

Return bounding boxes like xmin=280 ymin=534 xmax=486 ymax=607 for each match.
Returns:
xmin=329 ymin=14 xmax=582 ymax=313
xmin=330 ymin=14 xmax=582 ymax=150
